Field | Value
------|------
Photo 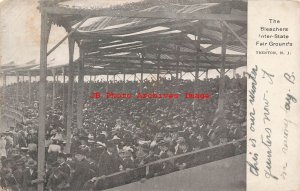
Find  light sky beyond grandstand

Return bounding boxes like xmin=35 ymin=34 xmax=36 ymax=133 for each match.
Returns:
xmin=0 ymin=0 xmax=246 ymax=85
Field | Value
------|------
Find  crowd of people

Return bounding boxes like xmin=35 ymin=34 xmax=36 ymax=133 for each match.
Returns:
xmin=0 ymin=74 xmax=247 ymax=191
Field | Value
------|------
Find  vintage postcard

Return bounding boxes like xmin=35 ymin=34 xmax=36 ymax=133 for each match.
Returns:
xmin=0 ymin=0 xmax=298 ymax=191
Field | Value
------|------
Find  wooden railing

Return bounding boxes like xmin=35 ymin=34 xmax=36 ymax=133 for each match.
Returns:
xmin=91 ymin=138 xmax=246 ymax=190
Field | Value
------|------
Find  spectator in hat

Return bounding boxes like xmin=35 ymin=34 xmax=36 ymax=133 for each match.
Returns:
xmin=17 ymin=131 xmax=27 ymax=148
xmin=154 ymin=141 xmax=174 ymax=176
xmin=120 ymin=149 xmax=135 ymax=170
xmin=22 ymin=159 xmax=38 ymax=191
xmin=0 ymin=158 xmax=14 ymax=190
xmin=174 ymin=137 xmax=191 ymax=155
xmin=51 ymin=128 xmax=63 ymax=142
xmin=70 ymin=134 xmax=81 ymax=154
xmin=47 ymin=153 xmax=71 ymax=190
xmin=27 ymin=134 xmax=37 ymax=161
xmin=13 ymin=159 xmax=25 ymax=190
xmin=135 ymin=144 xmax=149 ymax=165
xmin=97 ymin=142 xmax=123 ymax=176
xmin=5 ymin=132 xmax=14 ymax=156
xmin=142 ymin=148 xmax=159 ymax=165
xmin=70 ymin=145 xmax=91 ymax=190
xmin=0 ymin=165 xmax=20 ymax=191
xmin=47 ymin=138 xmax=62 ymax=165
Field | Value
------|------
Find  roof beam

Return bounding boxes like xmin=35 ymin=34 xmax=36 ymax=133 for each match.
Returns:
xmin=44 ymin=7 xmax=246 ymax=22
xmin=222 ymin=21 xmax=247 ymax=48
xmin=88 ymin=51 xmax=245 ymax=60
xmin=88 ymin=58 xmax=246 ymax=68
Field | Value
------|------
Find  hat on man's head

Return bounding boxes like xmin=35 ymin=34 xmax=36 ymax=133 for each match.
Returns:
xmin=95 ymin=141 xmax=106 ymax=148
xmin=157 ymin=140 xmax=169 ymax=147
xmin=26 ymin=159 xmax=37 ymax=167
xmin=12 ymin=154 xmax=22 ymax=161
xmin=111 ymin=135 xmax=121 ymax=142
xmin=15 ymin=160 xmax=25 ymax=166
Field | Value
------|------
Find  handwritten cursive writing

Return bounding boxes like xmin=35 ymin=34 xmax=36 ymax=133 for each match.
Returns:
xmin=261 ymin=128 xmax=278 ymax=180
xmin=248 ymin=65 xmax=258 ymax=105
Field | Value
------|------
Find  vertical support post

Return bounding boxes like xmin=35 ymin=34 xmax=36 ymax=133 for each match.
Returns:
xmin=16 ymin=72 xmax=19 ymax=104
xmin=2 ymin=73 xmax=6 ymax=104
xmin=106 ymin=73 xmax=109 ymax=92
xmin=156 ymin=48 xmax=161 ymax=93
xmin=0 ymin=73 xmax=5 ymax=129
xmin=206 ymin=69 xmax=208 ymax=79
xmin=21 ymin=75 xmax=25 ymax=100
xmin=66 ymin=38 xmax=75 ymax=153
xmin=134 ymin=73 xmax=136 ymax=81
xmin=37 ymin=9 xmax=50 ymax=191
xmin=123 ymin=63 xmax=126 ymax=92
xmin=77 ymin=47 xmax=85 ymax=130
xmin=193 ymin=29 xmax=202 ymax=110
xmin=51 ymin=69 xmax=56 ymax=108
xmin=218 ymin=23 xmax=228 ymax=113
xmin=28 ymin=71 xmax=31 ymax=104
xmin=176 ymin=46 xmax=180 ymax=92
xmin=140 ymin=53 xmax=144 ymax=92
xmin=89 ymin=75 xmax=92 ymax=93
xmin=194 ymin=58 xmax=199 ymax=93
xmin=62 ymin=67 xmax=67 ymax=127
xmin=193 ymin=53 xmax=200 ymax=110
xmin=233 ymin=68 xmax=236 ymax=78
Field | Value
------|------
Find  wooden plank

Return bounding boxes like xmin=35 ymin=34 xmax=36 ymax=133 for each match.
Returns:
xmin=16 ymin=72 xmax=19 ymax=104
xmin=77 ymin=49 xmax=85 ymax=129
xmin=83 ymin=38 xmax=243 ymax=54
xmin=37 ymin=11 xmax=49 ymax=191
xmin=217 ymin=22 xmax=227 ymax=113
xmin=47 ymin=16 xmax=89 ymax=56
xmin=90 ymin=49 xmax=245 ymax=59
xmin=62 ymin=67 xmax=67 ymax=127
xmin=87 ymin=56 xmax=246 ymax=66
xmin=77 ymin=19 xmax=178 ymax=37
xmin=88 ymin=61 xmax=245 ymax=70
xmin=66 ymin=37 xmax=75 ymax=153
xmin=52 ymin=69 xmax=56 ymax=108
xmin=222 ymin=21 xmax=246 ymax=48
xmin=44 ymin=7 xmax=247 ymax=21
xmin=28 ymin=72 xmax=32 ymax=104
xmin=156 ymin=47 xmax=161 ymax=92
xmin=140 ymin=53 xmax=144 ymax=92
xmin=2 ymin=74 xmax=6 ymax=106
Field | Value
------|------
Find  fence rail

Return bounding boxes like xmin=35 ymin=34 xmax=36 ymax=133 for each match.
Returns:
xmin=92 ymin=138 xmax=246 ymax=190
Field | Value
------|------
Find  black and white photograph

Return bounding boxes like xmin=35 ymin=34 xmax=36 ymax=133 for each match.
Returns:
xmin=0 ymin=0 xmax=248 ymax=190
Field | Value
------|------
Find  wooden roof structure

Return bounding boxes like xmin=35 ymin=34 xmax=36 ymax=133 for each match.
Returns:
xmin=48 ymin=0 xmax=247 ymax=74
xmin=2 ymin=0 xmax=247 ymax=76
